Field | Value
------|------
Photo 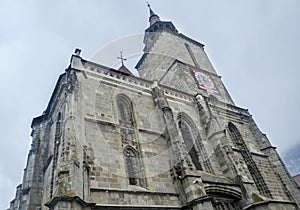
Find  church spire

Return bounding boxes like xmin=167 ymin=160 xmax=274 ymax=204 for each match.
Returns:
xmin=147 ymin=3 xmax=161 ymax=26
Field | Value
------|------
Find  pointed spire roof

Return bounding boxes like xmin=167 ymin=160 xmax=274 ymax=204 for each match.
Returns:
xmin=147 ymin=3 xmax=161 ymax=26
xmin=144 ymin=3 xmax=177 ymax=34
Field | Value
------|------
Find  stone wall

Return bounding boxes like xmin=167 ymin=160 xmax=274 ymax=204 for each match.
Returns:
xmin=8 ymin=52 xmax=300 ymax=210
xmin=137 ymin=31 xmax=217 ymax=80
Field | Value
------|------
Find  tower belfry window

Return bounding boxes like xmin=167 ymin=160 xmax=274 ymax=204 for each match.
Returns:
xmin=185 ymin=43 xmax=200 ymax=68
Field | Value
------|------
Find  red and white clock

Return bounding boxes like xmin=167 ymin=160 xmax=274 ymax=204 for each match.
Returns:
xmin=190 ymin=68 xmax=219 ymax=94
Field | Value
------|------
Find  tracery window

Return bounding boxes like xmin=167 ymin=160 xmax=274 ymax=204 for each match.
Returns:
xmin=179 ymin=119 xmax=202 ymax=170
xmin=178 ymin=113 xmax=214 ymax=173
xmin=124 ymin=147 xmax=139 ymax=185
xmin=116 ymin=94 xmax=145 ymax=186
xmin=117 ymin=94 xmax=135 ymax=142
xmin=228 ymin=122 xmax=272 ymax=198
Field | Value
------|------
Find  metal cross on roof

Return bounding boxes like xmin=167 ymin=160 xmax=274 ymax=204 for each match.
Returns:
xmin=117 ymin=51 xmax=127 ymax=66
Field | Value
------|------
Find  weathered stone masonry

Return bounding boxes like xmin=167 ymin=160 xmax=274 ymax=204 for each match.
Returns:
xmin=9 ymin=6 xmax=300 ymax=210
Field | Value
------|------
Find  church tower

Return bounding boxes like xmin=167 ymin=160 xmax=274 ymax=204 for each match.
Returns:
xmin=9 ymin=5 xmax=300 ymax=210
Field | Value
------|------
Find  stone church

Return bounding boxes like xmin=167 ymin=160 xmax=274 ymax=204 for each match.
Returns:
xmin=9 ymin=5 xmax=300 ymax=210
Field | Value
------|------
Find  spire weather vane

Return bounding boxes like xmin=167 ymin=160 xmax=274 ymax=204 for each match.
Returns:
xmin=117 ymin=51 xmax=127 ymax=66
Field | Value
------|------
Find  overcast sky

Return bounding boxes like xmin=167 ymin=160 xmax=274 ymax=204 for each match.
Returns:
xmin=1 ymin=0 xmax=300 ymax=208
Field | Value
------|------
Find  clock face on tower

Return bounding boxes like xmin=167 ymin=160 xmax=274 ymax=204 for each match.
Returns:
xmin=190 ymin=68 xmax=219 ymax=94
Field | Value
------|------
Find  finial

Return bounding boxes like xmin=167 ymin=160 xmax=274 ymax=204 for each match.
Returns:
xmin=146 ymin=2 xmax=160 ymax=26
xmin=74 ymin=48 xmax=81 ymax=56
xmin=147 ymin=2 xmax=155 ymax=17
xmin=147 ymin=1 xmax=160 ymax=26
xmin=117 ymin=51 xmax=127 ymax=66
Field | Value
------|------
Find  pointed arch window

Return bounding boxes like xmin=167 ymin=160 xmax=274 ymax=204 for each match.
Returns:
xmin=117 ymin=94 xmax=135 ymax=142
xmin=228 ymin=122 xmax=272 ymax=198
xmin=116 ymin=94 xmax=145 ymax=186
xmin=178 ymin=113 xmax=204 ymax=171
xmin=117 ymin=94 xmax=134 ymax=128
xmin=178 ymin=113 xmax=214 ymax=173
xmin=124 ymin=147 xmax=139 ymax=185
xmin=179 ymin=120 xmax=202 ymax=170
xmin=53 ymin=112 xmax=62 ymax=164
xmin=51 ymin=112 xmax=62 ymax=196
xmin=54 ymin=113 xmax=62 ymax=142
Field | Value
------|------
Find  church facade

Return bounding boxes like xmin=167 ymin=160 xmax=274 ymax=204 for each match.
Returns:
xmin=9 ymin=6 xmax=300 ymax=210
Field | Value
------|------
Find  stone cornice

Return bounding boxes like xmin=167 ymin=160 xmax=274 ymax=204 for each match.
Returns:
xmin=90 ymin=187 xmax=178 ymax=196
xmin=45 ymin=196 xmax=96 ymax=208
